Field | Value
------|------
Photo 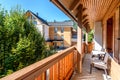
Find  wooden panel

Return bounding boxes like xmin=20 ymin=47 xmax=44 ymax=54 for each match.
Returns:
xmin=106 ymin=18 xmax=113 ymax=51
xmin=114 ymin=8 xmax=119 ymax=60
xmin=107 ymin=57 xmax=120 ymax=80
xmin=49 ymin=27 xmax=55 ymax=40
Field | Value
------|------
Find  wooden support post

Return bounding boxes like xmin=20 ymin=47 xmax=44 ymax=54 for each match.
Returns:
xmin=86 ymin=32 xmax=88 ymax=45
xmin=118 ymin=6 xmax=120 ymax=64
xmin=85 ymin=32 xmax=88 ymax=53
xmin=77 ymin=4 xmax=83 ymax=73
xmin=77 ymin=25 xmax=82 ymax=73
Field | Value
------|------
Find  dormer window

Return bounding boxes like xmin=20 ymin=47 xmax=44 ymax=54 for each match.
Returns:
xmin=33 ymin=21 xmax=37 ymax=25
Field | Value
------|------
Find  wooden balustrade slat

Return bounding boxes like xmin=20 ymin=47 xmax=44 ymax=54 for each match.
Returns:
xmin=36 ymin=74 xmax=42 ymax=80
xmin=50 ymin=66 xmax=53 ymax=80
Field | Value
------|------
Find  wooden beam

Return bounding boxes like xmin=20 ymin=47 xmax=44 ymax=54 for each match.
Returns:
xmin=83 ymin=7 xmax=87 ymax=12
xmin=82 ymin=13 xmax=88 ymax=20
xmin=83 ymin=19 xmax=89 ymax=25
xmin=82 ymin=14 xmax=88 ymax=20
xmin=84 ymin=23 xmax=88 ymax=28
xmin=77 ymin=4 xmax=83 ymax=27
xmin=86 ymin=25 xmax=91 ymax=33
xmin=70 ymin=0 xmax=81 ymax=12
xmin=76 ymin=7 xmax=87 ymax=18
xmin=84 ymin=22 xmax=90 ymax=32
xmin=50 ymin=0 xmax=78 ymax=22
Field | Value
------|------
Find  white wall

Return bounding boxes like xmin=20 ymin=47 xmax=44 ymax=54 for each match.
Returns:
xmin=36 ymin=24 xmax=43 ymax=34
xmin=28 ymin=14 xmax=49 ymax=41
xmin=43 ymin=24 xmax=49 ymax=40
xmin=94 ymin=21 xmax=102 ymax=50
xmin=35 ymin=18 xmax=49 ymax=41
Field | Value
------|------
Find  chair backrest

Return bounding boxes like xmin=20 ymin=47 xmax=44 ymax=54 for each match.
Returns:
xmin=103 ymin=53 xmax=109 ymax=63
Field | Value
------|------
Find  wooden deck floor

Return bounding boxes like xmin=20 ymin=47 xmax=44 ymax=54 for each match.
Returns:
xmin=71 ymin=54 xmax=104 ymax=80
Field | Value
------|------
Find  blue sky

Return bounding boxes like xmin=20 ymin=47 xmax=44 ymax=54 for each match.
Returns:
xmin=0 ymin=0 xmax=70 ymax=22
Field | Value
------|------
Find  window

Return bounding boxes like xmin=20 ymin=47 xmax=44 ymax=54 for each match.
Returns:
xmin=33 ymin=21 xmax=37 ymax=25
xmin=54 ymin=35 xmax=57 ymax=40
xmin=61 ymin=42 xmax=64 ymax=47
xmin=61 ymin=27 xmax=64 ymax=33
xmin=43 ymin=25 xmax=45 ymax=36
xmin=61 ymin=35 xmax=64 ymax=40
xmin=32 ymin=16 xmax=35 ymax=20
xmin=54 ymin=27 xmax=58 ymax=33
xmin=28 ymin=16 xmax=31 ymax=22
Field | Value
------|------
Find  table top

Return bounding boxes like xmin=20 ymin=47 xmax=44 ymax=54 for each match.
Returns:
xmin=92 ymin=50 xmax=105 ymax=55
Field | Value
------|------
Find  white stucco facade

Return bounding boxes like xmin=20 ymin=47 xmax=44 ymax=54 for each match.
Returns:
xmin=35 ymin=19 xmax=49 ymax=41
xmin=27 ymin=11 xmax=49 ymax=41
xmin=94 ymin=21 xmax=103 ymax=50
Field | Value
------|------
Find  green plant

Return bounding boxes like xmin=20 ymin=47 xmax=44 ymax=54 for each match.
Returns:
xmin=88 ymin=30 xmax=94 ymax=42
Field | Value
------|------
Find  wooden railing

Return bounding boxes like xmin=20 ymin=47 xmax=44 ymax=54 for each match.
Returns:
xmin=1 ymin=43 xmax=86 ymax=80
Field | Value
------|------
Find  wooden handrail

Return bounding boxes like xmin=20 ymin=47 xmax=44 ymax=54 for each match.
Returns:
xmin=1 ymin=43 xmax=87 ymax=80
xmin=1 ymin=46 xmax=77 ymax=80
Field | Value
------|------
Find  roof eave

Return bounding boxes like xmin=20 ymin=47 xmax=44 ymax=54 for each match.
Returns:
xmin=50 ymin=0 xmax=78 ymax=23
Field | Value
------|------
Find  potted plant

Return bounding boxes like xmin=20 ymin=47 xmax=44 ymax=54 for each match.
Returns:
xmin=87 ymin=30 xmax=94 ymax=53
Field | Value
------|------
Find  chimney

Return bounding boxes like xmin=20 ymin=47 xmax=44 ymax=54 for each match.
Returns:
xmin=54 ymin=20 xmax=56 ymax=22
xmin=36 ymin=12 xmax=39 ymax=16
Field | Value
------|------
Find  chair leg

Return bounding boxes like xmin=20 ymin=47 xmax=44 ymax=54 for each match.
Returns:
xmin=90 ymin=64 xmax=92 ymax=74
xmin=104 ymin=69 xmax=108 ymax=80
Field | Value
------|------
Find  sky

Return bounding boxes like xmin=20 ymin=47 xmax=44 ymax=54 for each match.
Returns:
xmin=0 ymin=0 xmax=70 ymax=22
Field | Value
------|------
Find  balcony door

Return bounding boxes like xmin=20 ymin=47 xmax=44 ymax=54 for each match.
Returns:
xmin=106 ymin=17 xmax=113 ymax=55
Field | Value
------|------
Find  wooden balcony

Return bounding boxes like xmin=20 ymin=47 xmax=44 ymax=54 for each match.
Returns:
xmin=1 ymin=43 xmax=85 ymax=80
xmin=71 ymin=54 xmax=104 ymax=80
xmin=1 ymin=42 xmax=120 ymax=80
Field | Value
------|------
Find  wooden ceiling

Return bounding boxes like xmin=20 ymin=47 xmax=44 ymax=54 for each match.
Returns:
xmin=51 ymin=0 xmax=120 ymax=32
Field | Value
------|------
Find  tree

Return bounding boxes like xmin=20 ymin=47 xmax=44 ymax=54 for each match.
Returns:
xmin=73 ymin=21 xmax=78 ymax=30
xmin=0 ymin=6 xmax=48 ymax=77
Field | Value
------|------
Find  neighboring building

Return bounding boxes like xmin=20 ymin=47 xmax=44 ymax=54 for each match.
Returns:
xmin=48 ymin=20 xmax=74 ymax=49
xmin=26 ymin=10 xmax=49 ymax=41
xmin=71 ymin=29 xmax=77 ymax=45
xmin=26 ymin=10 xmax=74 ymax=49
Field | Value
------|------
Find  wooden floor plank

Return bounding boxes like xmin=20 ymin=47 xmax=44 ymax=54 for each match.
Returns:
xmin=71 ymin=54 xmax=104 ymax=80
